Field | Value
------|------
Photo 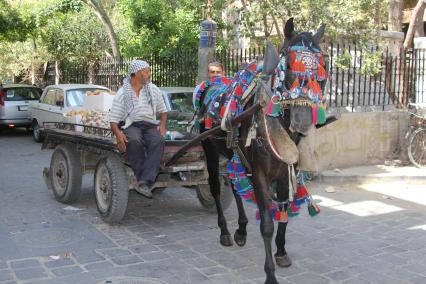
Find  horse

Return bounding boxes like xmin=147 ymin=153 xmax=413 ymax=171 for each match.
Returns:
xmin=173 ymin=18 xmax=328 ymax=284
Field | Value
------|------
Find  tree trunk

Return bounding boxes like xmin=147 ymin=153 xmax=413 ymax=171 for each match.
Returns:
xmin=55 ymin=61 xmax=60 ymax=84
xmin=240 ymin=0 xmax=261 ymax=48
xmin=84 ymin=0 xmax=121 ymax=60
xmin=403 ymin=0 xmax=426 ymax=49
xmin=388 ymin=0 xmax=402 ymax=31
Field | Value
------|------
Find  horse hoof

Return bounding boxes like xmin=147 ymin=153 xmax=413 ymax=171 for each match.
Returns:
xmin=220 ymin=235 xmax=233 ymax=247
xmin=275 ymin=254 xmax=292 ymax=268
xmin=234 ymin=231 xmax=247 ymax=247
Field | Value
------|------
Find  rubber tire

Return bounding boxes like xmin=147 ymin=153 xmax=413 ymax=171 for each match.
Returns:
xmin=196 ymin=176 xmax=233 ymax=212
xmin=49 ymin=144 xmax=82 ymax=203
xmin=408 ymin=128 xmax=426 ymax=168
xmin=94 ymin=155 xmax=129 ymax=223
xmin=32 ymin=120 xmax=43 ymax=142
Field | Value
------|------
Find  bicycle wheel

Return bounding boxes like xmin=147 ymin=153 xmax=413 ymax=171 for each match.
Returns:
xmin=408 ymin=128 xmax=426 ymax=168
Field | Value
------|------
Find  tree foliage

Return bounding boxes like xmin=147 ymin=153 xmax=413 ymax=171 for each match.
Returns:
xmin=0 ymin=0 xmax=33 ymax=41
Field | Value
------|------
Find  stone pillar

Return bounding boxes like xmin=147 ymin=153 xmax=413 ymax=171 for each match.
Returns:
xmin=197 ymin=20 xmax=217 ymax=84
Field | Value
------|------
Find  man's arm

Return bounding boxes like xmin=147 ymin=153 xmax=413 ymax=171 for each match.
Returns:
xmin=110 ymin=122 xmax=127 ymax=152
xmin=108 ymin=88 xmax=127 ymax=152
xmin=158 ymin=112 xmax=167 ymax=137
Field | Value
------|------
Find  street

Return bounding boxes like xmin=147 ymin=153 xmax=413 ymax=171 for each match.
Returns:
xmin=0 ymin=129 xmax=426 ymax=284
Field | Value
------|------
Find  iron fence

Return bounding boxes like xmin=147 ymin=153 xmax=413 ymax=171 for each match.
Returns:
xmin=45 ymin=43 xmax=426 ymax=109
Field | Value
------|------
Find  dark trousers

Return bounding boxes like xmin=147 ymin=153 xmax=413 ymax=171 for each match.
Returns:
xmin=123 ymin=121 xmax=165 ymax=185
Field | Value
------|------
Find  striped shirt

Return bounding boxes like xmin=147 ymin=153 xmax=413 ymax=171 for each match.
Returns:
xmin=108 ymin=83 xmax=167 ymax=127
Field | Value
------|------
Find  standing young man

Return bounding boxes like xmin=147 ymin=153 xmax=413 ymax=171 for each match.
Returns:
xmin=109 ymin=60 xmax=167 ymax=199
xmin=192 ymin=61 xmax=225 ymax=108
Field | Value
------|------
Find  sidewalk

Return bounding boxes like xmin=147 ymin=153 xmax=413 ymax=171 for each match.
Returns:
xmin=319 ymin=164 xmax=426 ymax=183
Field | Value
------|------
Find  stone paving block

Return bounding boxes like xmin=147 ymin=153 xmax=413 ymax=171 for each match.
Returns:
xmin=168 ymin=250 xmax=200 ymax=260
xmin=72 ymin=251 xmax=105 ymax=264
xmin=324 ymin=270 xmax=352 ymax=281
xmin=114 ymin=238 xmax=143 ymax=247
xmin=402 ymin=263 xmax=426 ymax=276
xmin=83 ymin=261 xmax=114 ymax=272
xmin=128 ymin=244 xmax=159 ymax=254
xmin=410 ymin=275 xmax=426 ymax=284
xmin=199 ymin=265 xmax=229 ymax=276
xmin=0 ymin=269 xmax=14 ymax=282
xmin=110 ymin=255 xmax=144 ymax=266
xmin=207 ymin=273 xmax=248 ymax=284
xmin=183 ymin=256 xmax=218 ymax=269
xmin=158 ymin=243 xmax=187 ymax=252
xmin=44 ymin=258 xmax=75 ymax=268
xmin=139 ymin=252 xmax=170 ymax=262
xmin=51 ymin=266 xmax=83 ymax=277
xmin=343 ymin=277 xmax=374 ymax=284
xmin=145 ymin=236 xmax=174 ymax=245
xmin=286 ymin=272 xmax=330 ymax=284
xmin=14 ymin=267 xmax=47 ymax=281
xmin=204 ymin=251 xmax=254 ymax=270
xmin=9 ymin=259 xmax=41 ymax=269
xmin=374 ymin=252 xmax=409 ymax=266
xmin=96 ymin=248 xmax=131 ymax=258
xmin=357 ymin=270 xmax=401 ymax=284
xmin=0 ymin=262 xmax=7 ymax=270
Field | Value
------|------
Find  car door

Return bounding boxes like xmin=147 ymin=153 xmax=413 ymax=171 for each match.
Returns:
xmin=36 ymin=88 xmax=65 ymax=127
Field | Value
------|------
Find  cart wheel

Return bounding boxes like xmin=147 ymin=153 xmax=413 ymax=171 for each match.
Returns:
xmin=94 ymin=155 xmax=129 ymax=223
xmin=408 ymin=128 xmax=426 ymax=168
xmin=49 ymin=144 xmax=82 ymax=203
xmin=196 ymin=176 xmax=233 ymax=212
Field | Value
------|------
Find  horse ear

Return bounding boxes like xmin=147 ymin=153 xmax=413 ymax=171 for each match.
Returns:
xmin=284 ymin=18 xmax=294 ymax=39
xmin=263 ymin=41 xmax=279 ymax=75
xmin=313 ymin=24 xmax=326 ymax=46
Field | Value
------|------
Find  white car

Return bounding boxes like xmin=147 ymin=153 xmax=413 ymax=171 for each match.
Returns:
xmin=29 ymin=84 xmax=111 ymax=142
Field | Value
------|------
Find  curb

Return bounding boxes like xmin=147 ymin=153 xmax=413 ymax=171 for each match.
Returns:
xmin=317 ymin=173 xmax=426 ymax=184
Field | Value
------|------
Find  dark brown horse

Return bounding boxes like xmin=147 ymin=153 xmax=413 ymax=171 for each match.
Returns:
xmin=182 ymin=18 xmax=328 ymax=284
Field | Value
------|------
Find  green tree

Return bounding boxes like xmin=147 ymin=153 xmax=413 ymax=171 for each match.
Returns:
xmin=0 ymin=0 xmax=32 ymax=41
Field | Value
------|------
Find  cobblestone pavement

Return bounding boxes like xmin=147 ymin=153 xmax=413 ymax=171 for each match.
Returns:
xmin=1 ymin=129 xmax=426 ymax=284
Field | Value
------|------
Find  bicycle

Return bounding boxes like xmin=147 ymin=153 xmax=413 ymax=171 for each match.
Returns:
xmin=407 ymin=103 xmax=426 ymax=168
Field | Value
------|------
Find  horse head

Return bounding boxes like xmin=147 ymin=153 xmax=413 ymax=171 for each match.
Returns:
xmin=254 ymin=18 xmax=327 ymax=165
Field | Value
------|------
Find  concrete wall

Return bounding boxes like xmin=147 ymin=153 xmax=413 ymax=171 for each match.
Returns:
xmin=310 ymin=111 xmax=409 ymax=170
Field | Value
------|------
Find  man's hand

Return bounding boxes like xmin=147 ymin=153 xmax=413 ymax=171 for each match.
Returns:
xmin=110 ymin=122 xmax=128 ymax=153
xmin=116 ymin=132 xmax=128 ymax=153
xmin=158 ymin=124 xmax=166 ymax=137
xmin=159 ymin=112 xmax=167 ymax=137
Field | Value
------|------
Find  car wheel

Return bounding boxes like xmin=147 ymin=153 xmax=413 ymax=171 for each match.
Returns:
xmin=32 ymin=120 xmax=43 ymax=142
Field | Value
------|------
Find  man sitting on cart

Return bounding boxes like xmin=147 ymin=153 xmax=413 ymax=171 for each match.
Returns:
xmin=109 ymin=60 xmax=168 ymax=199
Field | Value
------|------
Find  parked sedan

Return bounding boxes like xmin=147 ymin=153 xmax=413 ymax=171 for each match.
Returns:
xmin=29 ymin=84 xmax=111 ymax=142
xmin=0 ymin=84 xmax=43 ymax=130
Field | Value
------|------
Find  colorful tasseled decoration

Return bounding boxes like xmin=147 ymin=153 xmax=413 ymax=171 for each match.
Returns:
xmin=227 ymin=154 xmax=256 ymax=203
xmin=317 ymin=105 xmax=326 ymax=124
xmin=291 ymin=60 xmax=306 ymax=77
xmin=253 ymin=171 xmax=320 ymax=223
xmin=307 ymin=80 xmax=322 ymax=96
xmin=317 ymin=64 xmax=327 ymax=81
xmin=266 ymin=99 xmax=282 ymax=117
xmin=290 ymin=78 xmax=300 ymax=91
xmin=311 ymin=105 xmax=318 ymax=125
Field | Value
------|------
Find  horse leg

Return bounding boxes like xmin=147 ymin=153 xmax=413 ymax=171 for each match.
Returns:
xmin=202 ymin=139 xmax=233 ymax=246
xmin=275 ymin=222 xmax=291 ymax=267
xmin=232 ymin=189 xmax=248 ymax=246
xmin=253 ymin=174 xmax=278 ymax=284
xmin=274 ymin=178 xmax=292 ymax=267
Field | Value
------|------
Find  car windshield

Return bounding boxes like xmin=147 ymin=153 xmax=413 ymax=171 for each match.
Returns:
xmin=4 ymin=87 xmax=42 ymax=101
xmin=66 ymin=88 xmax=111 ymax=107
xmin=168 ymin=92 xmax=193 ymax=113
